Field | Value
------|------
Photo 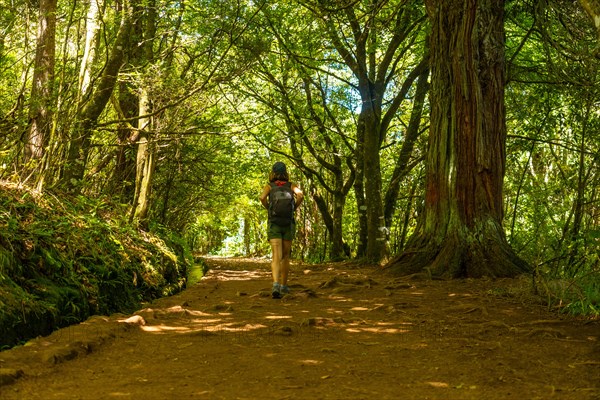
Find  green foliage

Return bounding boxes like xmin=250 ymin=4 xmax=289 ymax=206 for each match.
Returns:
xmin=0 ymin=182 xmax=190 ymax=348
xmin=0 ymin=0 xmax=598 ymax=318
xmin=561 ymin=275 xmax=600 ymax=317
xmin=184 ymin=163 xmax=271 ymax=258
xmin=503 ymin=0 xmax=600 ymax=316
xmin=187 ymin=255 xmax=210 ymax=286
xmin=533 ymin=267 xmax=600 ymax=317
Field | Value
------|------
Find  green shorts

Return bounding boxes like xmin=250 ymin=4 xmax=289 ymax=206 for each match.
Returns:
xmin=268 ymin=221 xmax=296 ymax=241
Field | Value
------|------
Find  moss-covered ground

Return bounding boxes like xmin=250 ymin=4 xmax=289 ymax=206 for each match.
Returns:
xmin=0 ymin=182 xmax=192 ymax=349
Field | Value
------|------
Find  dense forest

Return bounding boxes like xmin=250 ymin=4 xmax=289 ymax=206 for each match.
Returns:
xmin=0 ymin=0 xmax=599 ymax=345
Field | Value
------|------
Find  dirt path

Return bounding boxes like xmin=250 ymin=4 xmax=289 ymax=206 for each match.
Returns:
xmin=1 ymin=258 xmax=599 ymax=399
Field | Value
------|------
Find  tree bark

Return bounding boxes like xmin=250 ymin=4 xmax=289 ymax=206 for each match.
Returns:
xmin=61 ymin=5 xmax=132 ymax=192
xmin=112 ymin=80 xmax=138 ymax=202
xmin=386 ymin=0 xmax=529 ymax=278
xmin=577 ymin=0 xmax=600 ymax=54
xmin=352 ymin=129 xmax=369 ymax=259
xmin=24 ymin=0 xmax=57 ymax=170
xmin=131 ymin=0 xmax=157 ymax=226
xmin=78 ymin=0 xmax=102 ymax=101
xmin=131 ymin=117 xmax=155 ymax=226
xmin=383 ymin=58 xmax=429 ymax=229
xmin=359 ymin=94 xmax=386 ymax=261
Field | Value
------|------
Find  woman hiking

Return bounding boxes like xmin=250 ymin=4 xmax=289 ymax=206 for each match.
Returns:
xmin=259 ymin=161 xmax=304 ymax=299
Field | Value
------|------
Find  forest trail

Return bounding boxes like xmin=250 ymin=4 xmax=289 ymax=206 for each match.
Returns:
xmin=1 ymin=258 xmax=599 ymax=400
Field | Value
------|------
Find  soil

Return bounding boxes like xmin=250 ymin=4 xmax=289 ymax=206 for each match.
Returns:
xmin=1 ymin=257 xmax=599 ymax=400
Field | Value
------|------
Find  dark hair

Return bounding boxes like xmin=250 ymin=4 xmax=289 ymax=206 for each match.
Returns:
xmin=269 ymin=162 xmax=289 ymax=182
xmin=269 ymin=170 xmax=289 ymax=182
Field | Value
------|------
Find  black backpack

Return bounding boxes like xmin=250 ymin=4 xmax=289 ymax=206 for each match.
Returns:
xmin=269 ymin=182 xmax=295 ymax=226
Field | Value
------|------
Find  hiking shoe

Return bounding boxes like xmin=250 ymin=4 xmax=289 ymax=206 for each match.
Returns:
xmin=280 ymin=285 xmax=290 ymax=295
xmin=272 ymin=282 xmax=281 ymax=299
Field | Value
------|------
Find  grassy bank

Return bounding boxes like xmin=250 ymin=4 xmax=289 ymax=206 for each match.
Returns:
xmin=0 ymin=182 xmax=192 ymax=349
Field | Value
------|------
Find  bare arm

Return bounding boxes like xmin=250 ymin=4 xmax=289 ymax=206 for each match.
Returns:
xmin=259 ymin=184 xmax=270 ymax=209
xmin=292 ymin=184 xmax=304 ymax=209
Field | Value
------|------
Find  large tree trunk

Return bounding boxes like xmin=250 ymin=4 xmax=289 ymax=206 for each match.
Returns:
xmin=331 ymin=189 xmax=346 ymax=260
xmin=386 ymin=0 xmax=529 ymax=278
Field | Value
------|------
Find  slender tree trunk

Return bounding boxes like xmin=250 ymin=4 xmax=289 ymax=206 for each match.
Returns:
xmin=244 ymin=217 xmax=251 ymax=256
xmin=312 ymin=189 xmax=347 ymax=260
xmin=131 ymin=87 xmax=155 ymax=226
xmin=331 ymin=191 xmax=345 ymax=260
xmin=130 ymin=0 xmax=157 ymax=226
xmin=383 ymin=60 xmax=429 ymax=228
xmin=577 ymin=0 xmax=600 ymax=53
xmin=386 ymin=0 xmax=529 ymax=278
xmin=353 ymin=125 xmax=368 ymax=258
xmin=112 ymin=0 xmax=143 ymax=202
xmin=24 ymin=0 xmax=57 ymax=173
xmin=567 ymin=99 xmax=593 ymax=268
xmin=78 ymin=0 xmax=102 ymax=101
xmin=61 ymin=5 xmax=132 ymax=192
xmin=113 ymin=81 xmax=138 ymax=202
xmin=398 ymin=178 xmax=419 ymax=252
xmin=359 ymin=89 xmax=386 ymax=262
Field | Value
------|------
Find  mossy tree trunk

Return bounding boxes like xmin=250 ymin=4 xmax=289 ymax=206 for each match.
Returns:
xmin=386 ymin=0 xmax=529 ymax=278
xmin=358 ymin=91 xmax=387 ymax=262
xmin=577 ymin=0 xmax=600 ymax=54
xmin=24 ymin=0 xmax=57 ymax=185
xmin=130 ymin=0 xmax=157 ymax=227
xmin=61 ymin=5 xmax=132 ymax=192
xmin=77 ymin=0 xmax=102 ymax=101
xmin=112 ymin=80 xmax=138 ymax=202
xmin=353 ymin=128 xmax=368 ymax=258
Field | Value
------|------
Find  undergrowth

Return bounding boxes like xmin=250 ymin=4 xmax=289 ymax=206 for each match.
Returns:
xmin=0 ymin=182 xmax=193 ymax=349
xmin=490 ymin=269 xmax=600 ymax=318
xmin=534 ymin=270 xmax=600 ymax=317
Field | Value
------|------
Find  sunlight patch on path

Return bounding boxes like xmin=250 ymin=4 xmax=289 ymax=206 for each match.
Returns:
xmin=264 ymin=315 xmax=293 ymax=320
xmin=346 ymin=327 xmax=409 ymax=334
xmin=203 ymin=269 xmax=271 ymax=281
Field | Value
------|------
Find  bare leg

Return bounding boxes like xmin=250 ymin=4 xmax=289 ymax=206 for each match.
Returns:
xmin=281 ymin=240 xmax=292 ymax=286
xmin=270 ymin=239 xmax=283 ymax=283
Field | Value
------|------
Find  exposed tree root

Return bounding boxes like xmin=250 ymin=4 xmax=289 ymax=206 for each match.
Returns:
xmin=384 ymin=224 xmax=530 ymax=279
